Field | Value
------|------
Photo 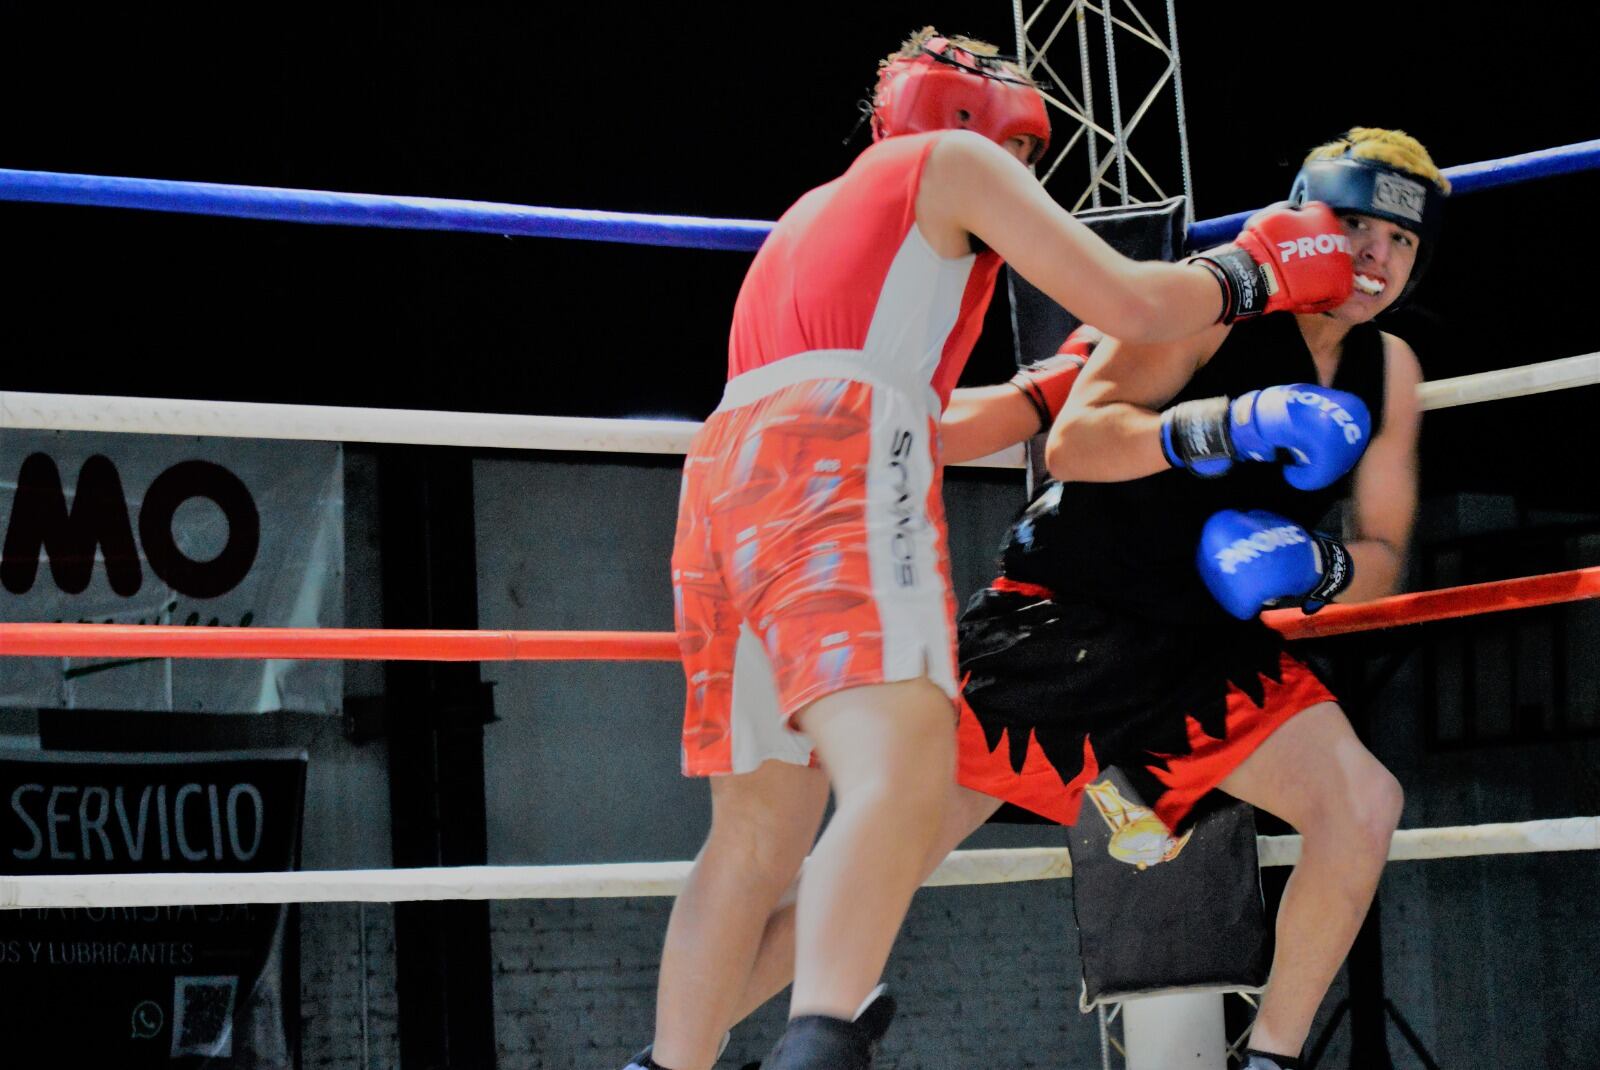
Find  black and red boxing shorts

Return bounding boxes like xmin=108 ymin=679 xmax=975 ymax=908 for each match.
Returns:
xmin=953 ymin=578 xmax=1335 ymax=831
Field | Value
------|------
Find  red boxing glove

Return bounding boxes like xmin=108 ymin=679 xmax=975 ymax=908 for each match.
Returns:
xmin=1192 ymin=202 xmax=1354 ymax=322
xmin=1009 ymin=324 xmax=1100 ymax=433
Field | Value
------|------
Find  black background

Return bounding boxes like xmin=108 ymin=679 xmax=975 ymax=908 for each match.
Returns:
xmin=2 ymin=1 xmax=1596 ymax=510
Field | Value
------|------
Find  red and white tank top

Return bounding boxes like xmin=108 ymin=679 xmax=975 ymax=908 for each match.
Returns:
xmin=727 ymin=133 xmax=1002 ymax=409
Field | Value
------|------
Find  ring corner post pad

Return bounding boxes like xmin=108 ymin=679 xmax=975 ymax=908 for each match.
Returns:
xmin=1066 ymin=768 xmax=1263 ymax=1070
xmin=1006 ymin=196 xmax=1190 ymax=497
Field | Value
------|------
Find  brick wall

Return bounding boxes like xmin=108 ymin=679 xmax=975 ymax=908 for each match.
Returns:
xmin=488 ymin=878 xmax=1105 ymax=1070
xmin=301 ymin=903 xmax=399 ymax=1070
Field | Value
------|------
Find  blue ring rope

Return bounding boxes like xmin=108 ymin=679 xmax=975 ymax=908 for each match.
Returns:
xmin=1 ymin=138 xmax=1596 ymax=253
xmin=1186 ymin=139 xmax=1600 ymax=247
xmin=0 ymin=171 xmax=772 ymax=251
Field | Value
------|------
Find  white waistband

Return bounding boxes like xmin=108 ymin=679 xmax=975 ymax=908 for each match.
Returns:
xmin=716 ymin=350 xmax=938 ymax=413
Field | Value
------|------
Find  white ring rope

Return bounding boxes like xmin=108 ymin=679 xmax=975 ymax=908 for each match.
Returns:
xmin=0 ymin=816 xmax=1592 ymax=910
xmin=1416 ymin=351 xmax=1600 ymax=410
xmin=0 ymin=389 xmax=1027 ymax=470
xmin=4 ymin=351 xmax=1596 ymax=468
xmin=0 ymin=392 xmax=708 ymax=456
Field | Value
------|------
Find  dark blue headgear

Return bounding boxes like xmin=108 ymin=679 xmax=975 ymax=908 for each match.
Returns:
xmin=1289 ymin=156 xmax=1447 ymax=304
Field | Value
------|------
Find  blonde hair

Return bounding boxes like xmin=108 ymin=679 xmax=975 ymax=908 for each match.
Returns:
xmin=882 ymin=25 xmax=1034 ymax=85
xmin=1304 ymin=127 xmax=1451 ymax=194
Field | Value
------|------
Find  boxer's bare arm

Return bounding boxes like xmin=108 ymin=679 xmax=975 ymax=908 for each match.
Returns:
xmin=1337 ymin=334 xmax=1422 ymax=603
xmin=1045 ymin=326 xmax=1229 ymax=481
xmin=940 ymin=384 xmax=1041 ymax=464
xmin=917 ymin=131 xmax=1223 ymax=342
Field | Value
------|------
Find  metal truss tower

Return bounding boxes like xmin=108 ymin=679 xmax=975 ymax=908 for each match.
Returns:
xmin=1011 ymin=0 xmax=1195 ymax=218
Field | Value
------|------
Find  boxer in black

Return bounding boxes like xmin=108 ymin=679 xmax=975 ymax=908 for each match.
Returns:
xmin=960 ymin=127 xmax=1446 ymax=1069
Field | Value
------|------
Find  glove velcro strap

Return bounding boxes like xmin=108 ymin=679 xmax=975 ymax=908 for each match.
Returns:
xmin=1161 ymin=395 xmax=1234 ymax=473
xmin=1009 ymin=377 xmax=1053 ymax=434
xmin=1303 ymin=532 xmax=1353 ymax=613
xmin=1192 ymin=246 xmax=1275 ymax=322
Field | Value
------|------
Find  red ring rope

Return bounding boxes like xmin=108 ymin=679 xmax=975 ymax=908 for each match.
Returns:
xmin=0 ymin=625 xmax=679 ymax=661
xmin=1263 ymin=564 xmax=1600 ymax=639
xmin=2 ymin=567 xmax=1596 ymax=661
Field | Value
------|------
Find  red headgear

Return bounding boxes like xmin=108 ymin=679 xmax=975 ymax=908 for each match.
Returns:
xmin=871 ymin=37 xmax=1051 ymax=162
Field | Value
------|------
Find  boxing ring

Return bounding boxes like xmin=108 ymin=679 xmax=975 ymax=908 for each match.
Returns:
xmin=2 ymin=133 xmax=1599 ymax=1068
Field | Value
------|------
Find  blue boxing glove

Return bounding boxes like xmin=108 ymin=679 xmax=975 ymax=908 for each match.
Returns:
xmin=1197 ymin=509 xmax=1354 ymax=620
xmin=1161 ymin=383 xmax=1371 ymax=490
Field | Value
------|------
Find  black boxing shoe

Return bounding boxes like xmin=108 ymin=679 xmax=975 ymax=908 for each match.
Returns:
xmin=621 ymin=1046 xmax=659 ymax=1070
xmin=760 ymin=986 xmax=897 ymax=1070
xmin=1243 ymin=1051 xmax=1304 ymax=1070
xmin=761 ymin=1015 xmax=873 ymax=1070
xmin=852 ymin=984 xmax=897 ymax=1048
xmin=622 ymin=1032 xmax=731 ymax=1070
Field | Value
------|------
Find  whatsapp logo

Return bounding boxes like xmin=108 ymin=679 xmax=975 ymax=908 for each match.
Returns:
xmin=131 ymin=1000 xmax=164 ymax=1039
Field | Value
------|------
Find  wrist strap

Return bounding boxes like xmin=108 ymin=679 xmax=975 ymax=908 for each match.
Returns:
xmin=1304 ymin=532 xmax=1353 ymax=612
xmin=1009 ymin=378 xmax=1052 ymax=435
xmin=1192 ymin=247 xmax=1272 ymax=322
xmin=1161 ymin=395 xmax=1233 ymax=473
xmin=1191 ymin=258 xmax=1233 ymax=324
xmin=1010 ymin=354 xmax=1089 ymax=435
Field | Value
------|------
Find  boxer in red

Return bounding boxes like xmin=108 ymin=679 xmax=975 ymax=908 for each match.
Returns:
xmin=633 ymin=28 xmax=1355 ymax=1070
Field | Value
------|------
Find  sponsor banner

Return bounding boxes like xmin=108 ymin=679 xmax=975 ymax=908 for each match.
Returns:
xmin=0 ymin=749 xmax=306 ymax=1067
xmin=1 ymin=432 xmax=342 ymax=713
